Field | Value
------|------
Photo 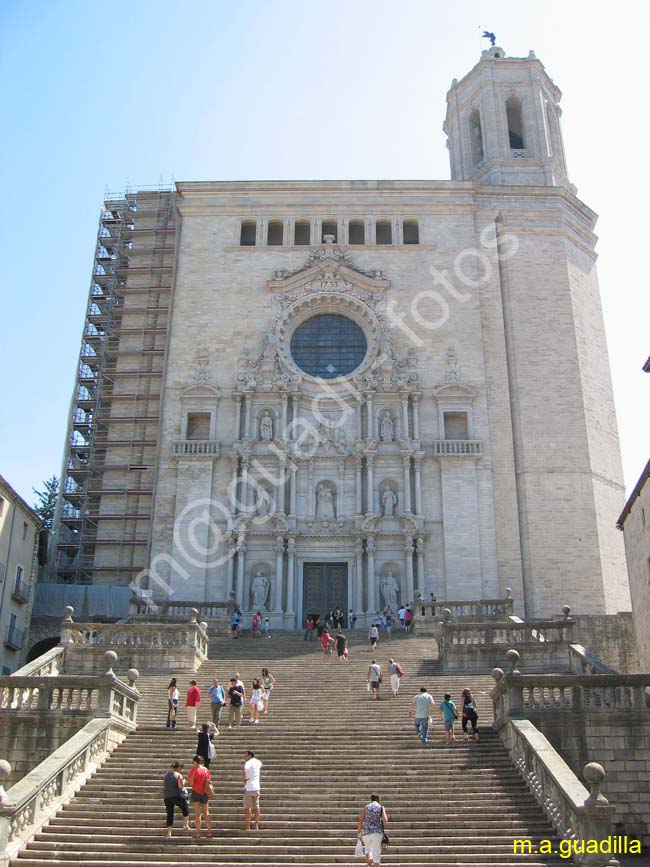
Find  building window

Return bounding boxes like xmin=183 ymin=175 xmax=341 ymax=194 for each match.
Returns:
xmin=403 ymin=221 xmax=419 ymax=244
xmin=469 ymin=109 xmax=484 ymax=166
xmin=186 ymin=412 xmax=211 ymax=440
xmin=0 ymin=496 xmax=4 ymax=516
xmin=321 ymin=221 xmax=338 ymax=243
xmin=506 ymin=96 xmax=525 ymax=150
xmin=22 ymin=522 xmax=28 ymax=541
xmin=376 ymin=221 xmax=392 ymax=245
xmin=267 ymin=221 xmax=283 ymax=246
xmin=240 ymin=221 xmax=257 ymax=246
xmin=294 ymin=221 xmax=311 ymax=245
xmin=443 ymin=411 xmax=469 ymax=440
xmin=15 ymin=565 xmax=24 ymax=586
xmin=290 ymin=314 xmax=367 ymax=379
xmin=641 ymin=507 xmax=646 ymax=529
xmin=348 ymin=221 xmax=365 ymax=245
xmin=1 ymin=665 xmax=10 ymax=676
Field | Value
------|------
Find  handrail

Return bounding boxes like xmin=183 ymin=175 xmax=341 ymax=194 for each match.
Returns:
xmin=10 ymin=647 xmax=64 ymax=679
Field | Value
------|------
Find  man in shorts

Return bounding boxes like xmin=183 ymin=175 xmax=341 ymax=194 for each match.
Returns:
xmin=242 ymin=749 xmax=262 ymax=830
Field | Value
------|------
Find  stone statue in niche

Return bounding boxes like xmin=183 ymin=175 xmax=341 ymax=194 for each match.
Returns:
xmin=261 ymin=332 xmax=277 ymax=359
xmin=445 ymin=346 xmax=461 ymax=382
xmin=315 ymin=483 xmax=336 ymax=519
xmin=381 ymin=487 xmax=398 ymax=517
xmin=380 ymin=571 xmax=400 ymax=612
xmin=380 ymin=410 xmax=395 ymax=442
xmin=250 ymin=572 xmax=270 ymax=610
xmin=255 ymin=487 xmax=272 ymax=517
xmin=260 ymin=411 xmax=274 ymax=442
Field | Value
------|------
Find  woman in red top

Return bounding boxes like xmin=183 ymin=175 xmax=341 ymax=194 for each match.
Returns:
xmin=321 ymin=628 xmax=332 ymax=656
xmin=187 ymin=754 xmax=212 ymax=838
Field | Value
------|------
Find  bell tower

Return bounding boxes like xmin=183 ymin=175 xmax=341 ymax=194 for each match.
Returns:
xmin=444 ymin=45 xmax=573 ymax=190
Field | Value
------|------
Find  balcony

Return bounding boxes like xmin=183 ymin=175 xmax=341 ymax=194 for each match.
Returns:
xmin=11 ymin=578 xmax=30 ymax=604
xmin=5 ymin=625 xmax=25 ymax=651
xmin=172 ymin=440 xmax=220 ymax=458
xmin=432 ymin=439 xmax=482 ymax=457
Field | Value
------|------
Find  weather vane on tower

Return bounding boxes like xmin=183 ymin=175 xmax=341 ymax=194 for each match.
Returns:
xmin=482 ymin=30 xmax=496 ymax=47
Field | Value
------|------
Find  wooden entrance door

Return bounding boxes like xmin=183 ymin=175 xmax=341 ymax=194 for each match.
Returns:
xmin=302 ymin=562 xmax=348 ymax=622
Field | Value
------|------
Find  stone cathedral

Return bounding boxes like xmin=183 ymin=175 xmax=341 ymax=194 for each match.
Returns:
xmin=51 ymin=45 xmax=631 ymax=630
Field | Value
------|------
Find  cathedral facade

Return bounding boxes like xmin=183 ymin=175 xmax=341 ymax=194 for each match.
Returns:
xmin=53 ymin=46 xmax=631 ymax=627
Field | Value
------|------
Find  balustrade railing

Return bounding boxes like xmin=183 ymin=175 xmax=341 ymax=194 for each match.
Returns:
xmin=568 ymin=643 xmax=619 ymax=675
xmin=443 ymin=618 xmax=574 ymax=648
xmin=11 ymin=647 xmax=64 ymax=679
xmin=61 ymin=621 xmax=208 ymax=659
xmin=432 ymin=439 xmax=482 ymax=456
xmin=129 ymin=598 xmax=233 ymax=623
xmin=172 ymin=440 xmax=220 ymax=457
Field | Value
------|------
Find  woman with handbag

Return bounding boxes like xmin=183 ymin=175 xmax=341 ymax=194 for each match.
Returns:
xmin=162 ymin=760 xmax=189 ymax=837
xmin=356 ymin=793 xmax=388 ymax=867
xmin=188 ymin=754 xmax=213 ymax=838
xmin=166 ymin=678 xmax=178 ymax=729
xmin=196 ymin=722 xmax=216 ymax=768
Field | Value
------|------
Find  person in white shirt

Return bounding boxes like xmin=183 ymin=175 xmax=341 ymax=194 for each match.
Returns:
xmin=409 ymin=686 xmax=435 ymax=746
xmin=242 ymin=750 xmax=262 ymax=830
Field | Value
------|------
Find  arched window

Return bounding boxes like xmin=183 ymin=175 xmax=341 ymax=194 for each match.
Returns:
xmin=267 ymin=221 xmax=283 ymax=246
xmin=376 ymin=220 xmax=392 ymax=245
xmin=322 ymin=220 xmax=338 ymax=243
xmin=240 ymin=221 xmax=256 ymax=246
xmin=294 ymin=221 xmax=311 ymax=245
xmin=348 ymin=220 xmax=365 ymax=245
xmin=402 ymin=221 xmax=419 ymax=245
xmin=506 ymin=96 xmax=525 ymax=150
xmin=468 ymin=109 xmax=484 ymax=166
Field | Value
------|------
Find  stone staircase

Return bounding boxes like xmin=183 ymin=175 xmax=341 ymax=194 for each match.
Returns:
xmin=14 ymin=630 xmax=567 ymax=866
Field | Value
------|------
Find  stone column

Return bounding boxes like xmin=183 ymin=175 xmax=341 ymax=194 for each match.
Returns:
xmin=402 ymin=455 xmax=412 ymax=513
xmin=337 ymin=457 xmax=345 ymax=517
xmin=230 ymin=456 xmax=239 ymax=516
xmin=355 ymin=537 xmax=364 ymax=612
xmin=355 ymin=454 xmax=363 ymax=514
xmin=404 ymin=537 xmax=415 ymax=603
xmin=366 ymin=536 xmax=376 ymax=614
xmin=226 ymin=539 xmax=235 ymax=597
xmin=278 ymin=453 xmax=287 ymax=514
xmin=412 ymin=393 xmax=420 ymax=440
xmin=414 ymin=454 xmax=423 ymax=515
xmin=289 ymin=462 xmax=297 ymax=517
xmin=233 ymin=394 xmax=242 ymax=440
xmin=281 ymin=393 xmax=288 ymax=439
xmin=241 ymin=456 xmax=251 ymax=512
xmin=235 ymin=536 xmax=246 ymax=607
xmin=366 ymin=392 xmax=374 ymax=438
xmin=244 ymin=394 xmax=252 ymax=439
xmin=357 ymin=396 xmax=365 ymax=440
xmin=273 ymin=536 xmax=284 ymax=612
xmin=308 ymin=459 xmax=315 ymax=516
xmin=401 ymin=394 xmax=410 ymax=438
xmin=416 ymin=536 xmax=425 ymax=598
xmin=366 ymin=454 xmax=375 ymax=513
xmin=286 ymin=537 xmax=296 ymax=615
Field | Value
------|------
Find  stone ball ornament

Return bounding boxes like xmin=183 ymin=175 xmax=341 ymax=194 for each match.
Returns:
xmin=104 ymin=650 xmax=118 ymax=677
xmin=189 ymin=608 xmax=199 ymax=623
xmin=127 ymin=668 xmax=139 ymax=686
xmin=63 ymin=605 xmax=75 ymax=622
xmin=583 ymin=762 xmax=609 ymax=804
xmin=505 ymin=648 xmax=521 ymax=675
xmin=0 ymin=759 xmax=13 ymax=806
xmin=441 ymin=608 xmax=452 ymax=622
xmin=491 ymin=667 xmax=505 ymax=681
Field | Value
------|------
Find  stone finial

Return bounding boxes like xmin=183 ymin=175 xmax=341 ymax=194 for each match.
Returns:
xmin=505 ymin=587 xmax=513 ymax=599
xmin=491 ymin=667 xmax=505 ymax=682
xmin=505 ymin=648 xmax=521 ymax=675
xmin=561 ymin=604 xmax=571 ymax=620
xmin=188 ymin=608 xmax=199 ymax=624
xmin=0 ymin=759 xmax=12 ymax=806
xmin=441 ymin=608 xmax=452 ymax=622
xmin=127 ymin=668 xmax=139 ymax=686
xmin=199 ymin=621 xmax=208 ymax=633
xmin=104 ymin=650 xmax=118 ymax=677
xmin=62 ymin=605 xmax=74 ymax=623
xmin=584 ymin=762 xmax=609 ymax=805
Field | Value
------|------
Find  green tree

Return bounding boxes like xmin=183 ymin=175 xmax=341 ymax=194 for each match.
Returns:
xmin=33 ymin=475 xmax=59 ymax=529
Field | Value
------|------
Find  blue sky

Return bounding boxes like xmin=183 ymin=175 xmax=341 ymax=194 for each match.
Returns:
xmin=1 ymin=0 xmax=648 ymax=505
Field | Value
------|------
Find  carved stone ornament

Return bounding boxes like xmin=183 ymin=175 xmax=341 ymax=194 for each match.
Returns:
xmin=185 ymin=346 xmax=218 ymax=387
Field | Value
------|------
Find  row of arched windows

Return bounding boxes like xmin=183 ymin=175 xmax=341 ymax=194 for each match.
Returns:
xmin=468 ymin=95 xmax=528 ymax=168
xmin=240 ymin=218 xmax=420 ymax=247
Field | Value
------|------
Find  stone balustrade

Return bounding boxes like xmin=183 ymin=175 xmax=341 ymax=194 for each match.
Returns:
xmin=172 ymin=439 xmax=220 ymax=457
xmin=0 ymin=718 xmax=129 ymax=867
xmin=568 ymin=643 xmax=619 ymax=675
xmin=0 ymin=675 xmax=139 ymax=724
xmin=491 ymin=669 xmax=650 ymax=721
xmin=499 ymin=719 xmax=618 ymax=867
xmin=129 ymin=597 xmax=234 ymax=626
xmin=10 ymin=647 xmax=65 ymax=679
xmin=60 ymin=607 xmax=209 ymax=673
xmin=439 ymin=618 xmax=575 ymax=672
xmin=432 ymin=439 xmax=482 ymax=456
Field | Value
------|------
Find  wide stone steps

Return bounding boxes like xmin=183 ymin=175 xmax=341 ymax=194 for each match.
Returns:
xmin=15 ymin=633 xmax=564 ymax=867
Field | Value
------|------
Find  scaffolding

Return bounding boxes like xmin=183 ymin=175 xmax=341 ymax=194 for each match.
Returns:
xmin=55 ymin=185 xmax=177 ymax=586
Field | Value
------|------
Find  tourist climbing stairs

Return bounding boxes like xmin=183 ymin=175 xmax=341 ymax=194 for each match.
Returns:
xmin=14 ymin=630 xmax=568 ymax=866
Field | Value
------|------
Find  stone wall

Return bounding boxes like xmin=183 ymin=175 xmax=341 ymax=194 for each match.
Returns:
xmin=618 ymin=462 xmax=650 ymax=673
xmin=0 ymin=714 xmax=89 ymax=787
xmin=529 ymin=711 xmax=650 ymax=847
xmin=573 ymin=613 xmax=639 ymax=673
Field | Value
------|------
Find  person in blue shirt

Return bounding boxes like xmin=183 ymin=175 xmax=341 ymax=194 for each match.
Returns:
xmin=439 ymin=693 xmax=458 ymax=743
xmin=208 ymin=678 xmax=226 ymax=731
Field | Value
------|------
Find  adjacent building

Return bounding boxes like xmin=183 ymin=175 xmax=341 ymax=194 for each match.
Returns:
xmin=46 ymin=44 xmax=631 ymax=634
xmin=0 ymin=475 xmax=39 ymax=672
